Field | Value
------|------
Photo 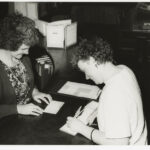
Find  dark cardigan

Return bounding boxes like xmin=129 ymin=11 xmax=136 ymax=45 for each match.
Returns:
xmin=0 ymin=56 xmax=34 ymax=119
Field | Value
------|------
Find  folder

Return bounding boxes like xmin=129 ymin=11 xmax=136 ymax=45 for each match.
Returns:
xmin=58 ymin=81 xmax=101 ymax=100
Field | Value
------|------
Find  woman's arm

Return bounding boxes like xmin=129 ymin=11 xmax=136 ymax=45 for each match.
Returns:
xmin=67 ymin=117 xmax=129 ymax=145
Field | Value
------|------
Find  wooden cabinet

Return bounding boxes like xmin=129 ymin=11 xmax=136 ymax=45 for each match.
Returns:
xmin=117 ymin=29 xmax=150 ymax=68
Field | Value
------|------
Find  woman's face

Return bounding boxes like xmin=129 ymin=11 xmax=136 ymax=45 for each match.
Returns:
xmin=77 ymin=57 xmax=104 ymax=84
xmin=11 ymin=44 xmax=30 ymax=60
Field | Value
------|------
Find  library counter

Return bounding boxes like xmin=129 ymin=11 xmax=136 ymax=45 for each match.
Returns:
xmin=0 ymin=79 xmax=94 ymax=145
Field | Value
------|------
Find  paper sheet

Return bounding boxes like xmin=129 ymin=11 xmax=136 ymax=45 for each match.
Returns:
xmin=44 ymin=100 xmax=64 ymax=114
xmin=59 ymin=101 xmax=98 ymax=136
xmin=58 ymin=81 xmax=101 ymax=100
xmin=60 ymin=124 xmax=77 ymax=136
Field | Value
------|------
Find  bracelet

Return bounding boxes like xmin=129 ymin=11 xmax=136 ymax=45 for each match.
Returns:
xmin=90 ymin=128 xmax=95 ymax=142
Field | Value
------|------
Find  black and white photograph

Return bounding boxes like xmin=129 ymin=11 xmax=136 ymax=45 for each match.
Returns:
xmin=0 ymin=1 xmax=149 ymax=149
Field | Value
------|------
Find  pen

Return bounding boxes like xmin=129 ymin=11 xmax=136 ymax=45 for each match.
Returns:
xmin=74 ymin=106 xmax=84 ymax=118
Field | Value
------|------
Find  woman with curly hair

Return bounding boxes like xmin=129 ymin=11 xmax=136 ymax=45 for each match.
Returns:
xmin=0 ymin=12 xmax=52 ymax=118
xmin=66 ymin=37 xmax=147 ymax=145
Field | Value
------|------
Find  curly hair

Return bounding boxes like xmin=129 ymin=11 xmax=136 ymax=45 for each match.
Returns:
xmin=71 ymin=37 xmax=114 ymax=67
xmin=0 ymin=12 xmax=41 ymax=51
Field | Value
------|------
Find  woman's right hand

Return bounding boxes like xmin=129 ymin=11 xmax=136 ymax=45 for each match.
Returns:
xmin=17 ymin=103 xmax=44 ymax=116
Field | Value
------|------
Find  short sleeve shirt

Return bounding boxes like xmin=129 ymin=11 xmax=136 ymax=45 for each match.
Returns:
xmin=97 ymin=65 xmax=147 ymax=145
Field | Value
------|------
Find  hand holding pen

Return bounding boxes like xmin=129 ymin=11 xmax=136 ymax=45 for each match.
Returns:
xmin=67 ymin=106 xmax=85 ymax=132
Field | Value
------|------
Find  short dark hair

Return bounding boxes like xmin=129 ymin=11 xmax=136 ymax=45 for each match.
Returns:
xmin=0 ymin=12 xmax=40 ymax=51
xmin=71 ymin=37 xmax=114 ymax=67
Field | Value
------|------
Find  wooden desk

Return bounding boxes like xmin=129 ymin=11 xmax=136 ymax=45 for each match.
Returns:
xmin=0 ymin=79 xmax=94 ymax=145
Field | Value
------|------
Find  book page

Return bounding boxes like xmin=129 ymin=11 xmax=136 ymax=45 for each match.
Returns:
xmin=44 ymin=100 xmax=64 ymax=114
xmin=65 ymin=22 xmax=77 ymax=47
xmin=60 ymin=124 xmax=77 ymax=136
xmin=58 ymin=81 xmax=101 ymax=100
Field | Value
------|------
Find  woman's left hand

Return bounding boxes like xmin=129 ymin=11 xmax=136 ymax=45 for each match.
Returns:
xmin=66 ymin=116 xmax=85 ymax=133
xmin=32 ymin=90 xmax=52 ymax=104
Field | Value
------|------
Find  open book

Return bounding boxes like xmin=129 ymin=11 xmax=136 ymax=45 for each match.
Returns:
xmin=59 ymin=101 xmax=98 ymax=136
xmin=58 ymin=81 xmax=101 ymax=100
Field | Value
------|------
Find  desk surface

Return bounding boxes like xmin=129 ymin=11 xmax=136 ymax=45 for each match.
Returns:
xmin=0 ymin=79 xmax=94 ymax=145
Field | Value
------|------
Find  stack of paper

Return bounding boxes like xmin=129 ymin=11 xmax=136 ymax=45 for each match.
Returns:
xmin=58 ymin=81 xmax=101 ymax=100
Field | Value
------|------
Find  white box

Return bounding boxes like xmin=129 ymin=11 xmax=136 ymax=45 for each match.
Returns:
xmin=46 ymin=20 xmax=77 ymax=49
